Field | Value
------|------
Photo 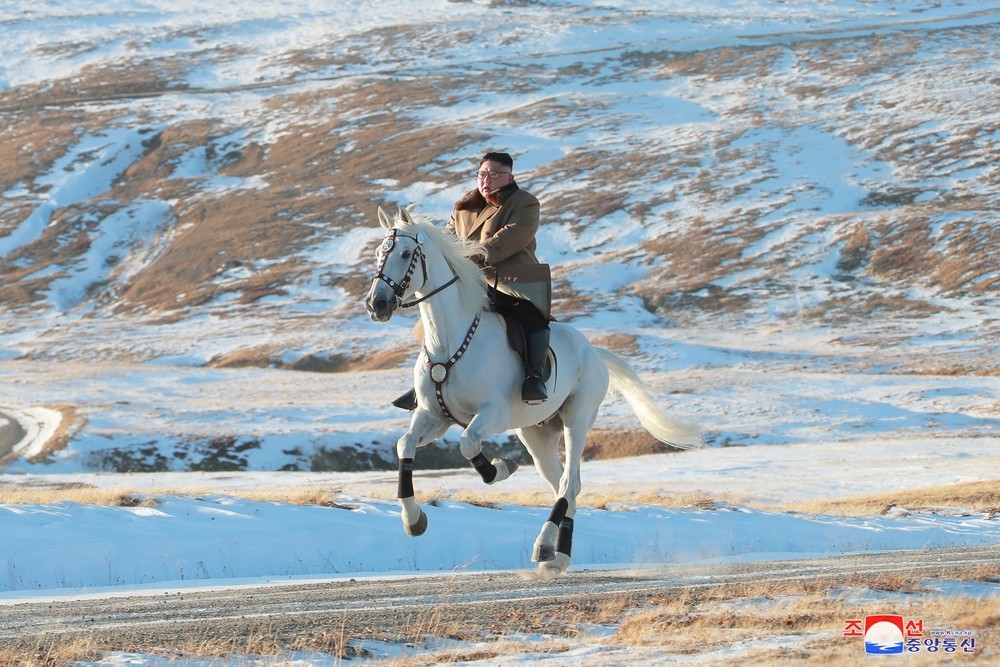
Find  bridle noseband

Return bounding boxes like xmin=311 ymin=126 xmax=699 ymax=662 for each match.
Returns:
xmin=373 ymin=228 xmax=457 ymax=309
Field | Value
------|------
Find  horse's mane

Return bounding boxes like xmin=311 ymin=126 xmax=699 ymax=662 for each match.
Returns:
xmin=394 ymin=210 xmax=488 ymax=315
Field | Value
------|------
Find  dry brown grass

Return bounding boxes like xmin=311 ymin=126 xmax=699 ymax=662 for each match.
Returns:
xmin=204 ymin=346 xmax=414 ymax=372
xmin=785 ymin=480 xmax=1000 ymax=518
xmin=587 ymin=333 xmax=640 ymax=357
xmin=583 ymin=428 xmax=686 ymax=459
xmin=447 ymin=487 xmax=732 ymax=512
xmin=895 ymin=363 xmax=1000 ymax=378
xmin=6 ymin=480 xmax=997 ymax=523
xmin=0 ymin=622 xmax=365 ymax=667
xmin=0 ymin=485 xmax=350 ymax=507
xmin=328 ymin=576 xmax=1000 ymax=665
xmin=0 ymin=485 xmax=156 ymax=507
xmin=611 ymin=580 xmax=999 ymax=663
xmin=1 ymin=566 xmax=995 ymax=666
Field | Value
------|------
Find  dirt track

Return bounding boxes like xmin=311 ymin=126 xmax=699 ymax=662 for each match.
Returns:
xmin=2 ymin=546 xmax=997 ymax=656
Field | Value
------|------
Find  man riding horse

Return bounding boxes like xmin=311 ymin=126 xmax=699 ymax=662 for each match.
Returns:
xmin=368 ymin=205 xmax=702 ymax=573
xmin=393 ymin=151 xmax=552 ymax=410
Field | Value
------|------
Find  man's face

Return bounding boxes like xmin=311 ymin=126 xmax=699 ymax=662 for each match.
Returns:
xmin=476 ymin=160 xmax=513 ymax=198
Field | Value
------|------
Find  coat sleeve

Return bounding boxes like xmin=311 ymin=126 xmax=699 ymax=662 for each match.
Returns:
xmin=481 ymin=192 xmax=540 ymax=264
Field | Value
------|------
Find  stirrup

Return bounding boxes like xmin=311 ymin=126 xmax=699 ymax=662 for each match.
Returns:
xmin=522 ymin=376 xmax=547 ymax=404
xmin=392 ymin=388 xmax=418 ymax=411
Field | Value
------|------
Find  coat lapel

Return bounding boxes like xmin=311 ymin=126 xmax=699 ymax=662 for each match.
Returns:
xmin=467 ymin=204 xmax=499 ymax=240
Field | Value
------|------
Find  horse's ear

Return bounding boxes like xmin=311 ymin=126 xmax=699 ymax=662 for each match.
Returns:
xmin=377 ymin=206 xmax=392 ymax=230
xmin=399 ymin=206 xmax=414 ymax=225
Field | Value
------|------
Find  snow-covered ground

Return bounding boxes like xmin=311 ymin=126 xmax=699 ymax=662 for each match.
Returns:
xmin=3 ymin=445 xmax=999 ymax=597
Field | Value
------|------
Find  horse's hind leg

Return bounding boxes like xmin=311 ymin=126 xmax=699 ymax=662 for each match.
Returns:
xmin=518 ymin=418 xmax=564 ymax=493
xmin=540 ymin=404 xmax=601 ymax=575
xmin=517 ymin=419 xmax=569 ymax=565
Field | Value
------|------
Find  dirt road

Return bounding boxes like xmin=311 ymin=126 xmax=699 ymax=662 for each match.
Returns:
xmin=2 ymin=546 xmax=997 ymax=656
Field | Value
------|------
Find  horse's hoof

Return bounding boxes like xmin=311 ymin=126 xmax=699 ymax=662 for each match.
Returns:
xmin=404 ymin=509 xmax=428 ymax=537
xmin=532 ymin=543 xmax=555 ymax=563
xmin=538 ymin=553 xmax=570 ymax=575
xmin=489 ymin=457 xmax=518 ymax=484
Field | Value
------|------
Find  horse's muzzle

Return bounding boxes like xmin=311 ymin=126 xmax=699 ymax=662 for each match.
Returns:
xmin=365 ymin=284 xmax=396 ymax=322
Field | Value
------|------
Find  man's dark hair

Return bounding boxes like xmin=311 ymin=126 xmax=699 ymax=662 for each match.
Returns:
xmin=481 ymin=152 xmax=513 ymax=169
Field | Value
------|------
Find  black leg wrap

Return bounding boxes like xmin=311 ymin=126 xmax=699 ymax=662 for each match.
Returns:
xmin=470 ymin=452 xmax=497 ymax=484
xmin=556 ymin=517 xmax=574 ymax=557
xmin=397 ymin=458 xmax=415 ymax=499
xmin=547 ymin=497 xmax=569 ymax=526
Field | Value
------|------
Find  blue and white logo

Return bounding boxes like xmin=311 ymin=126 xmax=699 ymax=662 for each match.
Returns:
xmin=865 ymin=615 xmax=905 ymax=654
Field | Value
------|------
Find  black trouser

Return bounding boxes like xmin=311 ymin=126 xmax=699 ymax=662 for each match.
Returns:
xmin=487 ymin=286 xmax=549 ymax=333
xmin=488 ymin=286 xmax=549 ymax=404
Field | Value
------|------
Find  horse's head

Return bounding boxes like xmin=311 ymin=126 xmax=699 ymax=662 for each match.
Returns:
xmin=365 ymin=206 xmax=489 ymax=323
xmin=364 ymin=207 xmax=427 ymax=322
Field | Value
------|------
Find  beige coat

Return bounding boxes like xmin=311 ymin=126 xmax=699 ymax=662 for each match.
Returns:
xmin=448 ymin=185 xmax=551 ymax=318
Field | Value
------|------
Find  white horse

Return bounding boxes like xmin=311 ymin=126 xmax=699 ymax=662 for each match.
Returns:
xmin=364 ymin=207 xmax=701 ymax=574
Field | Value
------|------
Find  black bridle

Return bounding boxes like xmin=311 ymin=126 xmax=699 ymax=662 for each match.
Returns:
xmin=372 ymin=228 xmax=457 ymax=309
xmin=372 ymin=226 xmax=480 ymax=425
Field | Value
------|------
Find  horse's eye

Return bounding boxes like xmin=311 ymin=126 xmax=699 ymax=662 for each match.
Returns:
xmin=400 ymin=249 xmax=412 ymax=259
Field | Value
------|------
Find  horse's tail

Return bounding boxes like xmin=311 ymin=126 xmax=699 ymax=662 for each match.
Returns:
xmin=598 ymin=347 xmax=703 ymax=450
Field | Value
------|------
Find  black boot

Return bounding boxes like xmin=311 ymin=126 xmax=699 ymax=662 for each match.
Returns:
xmin=392 ymin=388 xmax=418 ymax=411
xmin=521 ymin=328 xmax=550 ymax=404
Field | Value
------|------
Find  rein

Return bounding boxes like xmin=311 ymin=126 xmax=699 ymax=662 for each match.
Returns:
xmin=400 ymin=275 xmax=458 ymax=308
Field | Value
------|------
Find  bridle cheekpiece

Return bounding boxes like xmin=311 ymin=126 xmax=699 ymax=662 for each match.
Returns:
xmin=373 ymin=227 xmax=457 ymax=309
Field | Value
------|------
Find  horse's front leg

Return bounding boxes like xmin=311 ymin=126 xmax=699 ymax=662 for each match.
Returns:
xmin=397 ymin=409 xmax=449 ymax=536
xmin=460 ymin=408 xmax=518 ymax=485
xmin=535 ymin=408 xmax=597 ymax=575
